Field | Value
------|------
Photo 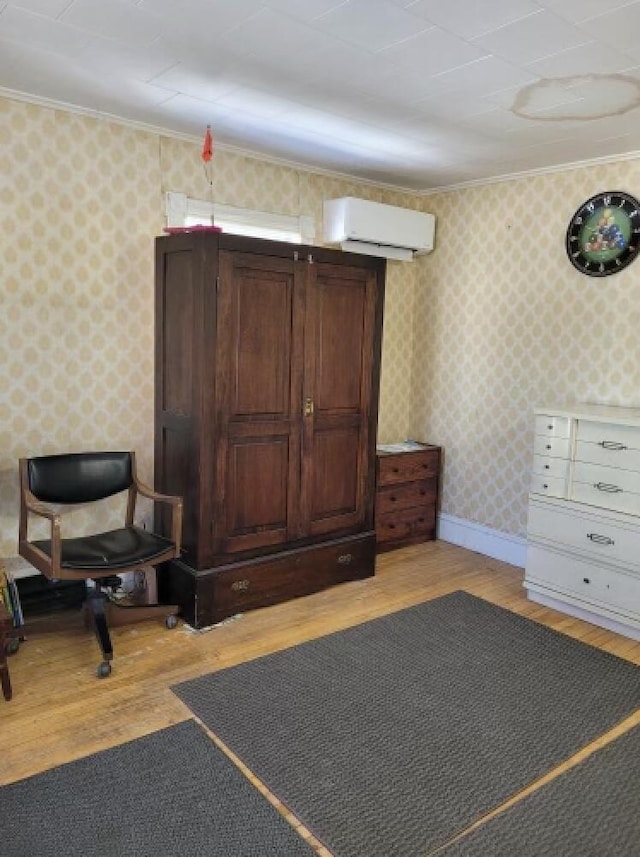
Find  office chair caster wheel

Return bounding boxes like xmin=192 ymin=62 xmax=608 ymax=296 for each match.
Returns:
xmin=165 ymin=614 xmax=178 ymax=630
xmin=97 ymin=661 xmax=112 ymax=678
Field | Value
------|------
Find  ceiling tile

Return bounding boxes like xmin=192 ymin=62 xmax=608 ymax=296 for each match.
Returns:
xmin=424 ymin=56 xmax=539 ymax=100
xmin=312 ymin=0 xmax=432 ymax=52
xmin=76 ymin=36 xmax=179 ymax=82
xmin=261 ymin=0 xmax=349 ymax=21
xmin=411 ymin=91 xmax=500 ymax=122
xmin=526 ymin=41 xmax=637 ymax=77
xmin=540 ymin=0 xmax=634 ymax=25
xmin=472 ymin=9 xmax=589 ymax=66
xmin=59 ymin=0 xmax=164 ymax=47
xmin=405 ymin=0 xmax=543 ymax=40
xmin=9 ymin=0 xmax=73 ymax=15
xmin=217 ymin=7 xmax=334 ymax=62
xmin=148 ymin=64 xmax=242 ymax=102
xmin=214 ymin=86 xmax=303 ymax=120
xmin=136 ymin=0 xmax=264 ymax=35
xmin=577 ymin=2 xmax=640 ymax=54
xmin=380 ymin=26 xmax=488 ymax=76
xmin=0 ymin=6 xmax=91 ymax=58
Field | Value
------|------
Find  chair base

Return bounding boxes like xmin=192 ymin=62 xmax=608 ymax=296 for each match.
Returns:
xmin=82 ymin=580 xmax=179 ymax=675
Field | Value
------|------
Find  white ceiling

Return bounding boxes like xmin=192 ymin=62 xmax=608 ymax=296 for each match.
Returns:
xmin=2 ymin=0 xmax=640 ymax=190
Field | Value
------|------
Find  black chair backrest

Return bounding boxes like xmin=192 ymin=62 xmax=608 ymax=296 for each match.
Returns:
xmin=27 ymin=452 xmax=133 ymax=504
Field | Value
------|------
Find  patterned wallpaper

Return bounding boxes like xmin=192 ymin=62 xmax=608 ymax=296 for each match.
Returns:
xmin=413 ymin=166 xmax=640 ymax=538
xmin=2 ymin=93 xmax=640 ymax=564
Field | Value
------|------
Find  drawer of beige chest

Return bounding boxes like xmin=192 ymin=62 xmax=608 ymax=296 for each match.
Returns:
xmin=572 ymin=461 xmax=640 ymax=515
xmin=376 ymin=506 xmax=436 ymax=544
xmin=527 ymin=501 xmax=640 ymax=568
xmin=533 ymin=435 xmax=570 ymax=459
xmin=377 ymin=451 xmax=438 ymax=486
xmin=526 ymin=544 xmax=640 ymax=620
xmin=530 ymin=473 xmax=567 ymax=499
xmin=575 ymin=420 xmax=640 ymax=471
xmin=532 ymin=454 xmax=570 ymax=479
xmin=376 ymin=478 xmax=437 ymax=515
xmin=534 ymin=415 xmax=571 ymax=439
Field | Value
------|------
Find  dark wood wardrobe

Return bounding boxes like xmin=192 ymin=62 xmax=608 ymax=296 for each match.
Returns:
xmin=155 ymin=231 xmax=385 ymax=627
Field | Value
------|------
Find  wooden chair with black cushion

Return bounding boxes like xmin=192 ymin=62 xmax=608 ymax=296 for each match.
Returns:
xmin=18 ymin=451 xmax=183 ymax=678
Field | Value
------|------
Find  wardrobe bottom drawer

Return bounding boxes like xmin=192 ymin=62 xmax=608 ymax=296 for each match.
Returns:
xmin=160 ymin=532 xmax=376 ymax=628
xmin=525 ymin=544 xmax=640 ymax=620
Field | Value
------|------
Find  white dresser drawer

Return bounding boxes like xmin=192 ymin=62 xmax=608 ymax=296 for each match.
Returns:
xmin=574 ymin=439 xmax=640 ymax=473
xmin=532 ymin=454 xmax=570 ymax=479
xmin=533 ymin=435 xmax=570 ymax=459
xmin=534 ymin=414 xmax=571 ymax=439
xmin=577 ymin=419 xmax=640 ymax=449
xmin=527 ymin=500 xmax=640 ymax=568
xmin=525 ymin=545 xmax=640 ymax=621
xmin=530 ymin=473 xmax=567 ymax=498
xmin=572 ymin=461 xmax=640 ymax=515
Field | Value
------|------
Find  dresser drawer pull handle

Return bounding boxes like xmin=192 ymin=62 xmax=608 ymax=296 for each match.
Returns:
xmin=544 ymin=464 xmax=550 ymax=470
xmin=419 ymin=489 xmax=426 ymax=495
xmin=392 ymin=467 xmax=399 ymax=473
xmin=337 ymin=553 xmax=353 ymax=565
xmin=546 ymin=444 xmax=552 ymax=450
xmin=418 ymin=517 xmax=425 ymax=523
xmin=390 ymin=495 xmax=397 ymax=502
xmin=547 ymin=424 xmax=554 ymax=430
xmin=231 ymin=579 xmax=250 ymax=592
xmin=587 ymin=533 xmax=615 ymax=546
xmin=583 ymin=577 xmax=590 ymax=584
xmin=388 ymin=524 xmax=396 ymax=529
xmin=598 ymin=440 xmax=627 ymax=451
xmin=594 ymin=482 xmax=623 ymax=493
xmin=543 ymin=483 xmax=548 ymax=489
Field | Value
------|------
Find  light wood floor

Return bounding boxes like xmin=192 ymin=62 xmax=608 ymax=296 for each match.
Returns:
xmin=2 ymin=540 xmax=640 ymax=854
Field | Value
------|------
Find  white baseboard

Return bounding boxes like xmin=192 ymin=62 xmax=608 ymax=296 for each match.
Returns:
xmin=438 ymin=513 xmax=527 ymax=568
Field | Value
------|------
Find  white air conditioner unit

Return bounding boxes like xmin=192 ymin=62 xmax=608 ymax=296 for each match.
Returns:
xmin=323 ymin=197 xmax=435 ymax=261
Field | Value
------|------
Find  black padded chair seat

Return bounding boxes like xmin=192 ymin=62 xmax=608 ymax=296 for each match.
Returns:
xmin=32 ymin=526 xmax=174 ymax=571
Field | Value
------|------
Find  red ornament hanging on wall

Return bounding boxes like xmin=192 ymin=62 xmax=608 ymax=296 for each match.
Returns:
xmin=202 ymin=125 xmax=214 ymax=163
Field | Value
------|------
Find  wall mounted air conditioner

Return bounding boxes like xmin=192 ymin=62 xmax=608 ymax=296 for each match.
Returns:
xmin=323 ymin=197 xmax=435 ymax=261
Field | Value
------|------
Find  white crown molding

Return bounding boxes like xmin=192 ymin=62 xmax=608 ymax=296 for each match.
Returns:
xmin=0 ymin=87 xmax=414 ymax=196
xmin=3 ymin=86 xmax=640 ymax=199
xmin=422 ymin=148 xmax=640 ymax=196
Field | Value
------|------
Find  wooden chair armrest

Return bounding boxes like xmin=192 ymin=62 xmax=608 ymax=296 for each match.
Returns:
xmin=133 ymin=478 xmax=183 ymax=554
xmin=134 ymin=479 xmax=182 ymax=507
xmin=21 ymin=489 xmax=63 ymax=572
xmin=23 ymin=490 xmax=61 ymax=526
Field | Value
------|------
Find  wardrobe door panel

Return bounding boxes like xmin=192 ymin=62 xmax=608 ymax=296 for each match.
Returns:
xmin=301 ymin=262 xmax=378 ymax=536
xmin=213 ymin=251 xmax=304 ymax=555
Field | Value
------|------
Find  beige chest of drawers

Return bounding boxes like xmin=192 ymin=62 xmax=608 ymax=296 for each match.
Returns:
xmin=525 ymin=404 xmax=640 ymax=640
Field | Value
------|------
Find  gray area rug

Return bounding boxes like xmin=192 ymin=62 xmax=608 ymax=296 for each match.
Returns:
xmin=172 ymin=590 xmax=640 ymax=857
xmin=439 ymin=723 xmax=640 ymax=857
xmin=0 ymin=720 xmax=314 ymax=857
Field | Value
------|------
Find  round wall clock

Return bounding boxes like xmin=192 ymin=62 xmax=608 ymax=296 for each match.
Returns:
xmin=566 ymin=191 xmax=640 ymax=277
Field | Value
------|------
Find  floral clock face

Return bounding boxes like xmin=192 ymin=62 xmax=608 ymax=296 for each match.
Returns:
xmin=566 ymin=191 xmax=640 ymax=277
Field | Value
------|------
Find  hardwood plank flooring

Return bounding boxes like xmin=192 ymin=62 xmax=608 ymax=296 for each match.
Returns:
xmin=2 ymin=541 xmax=639 ymax=855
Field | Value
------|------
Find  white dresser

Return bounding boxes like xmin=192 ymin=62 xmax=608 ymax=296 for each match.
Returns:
xmin=525 ymin=404 xmax=640 ymax=640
